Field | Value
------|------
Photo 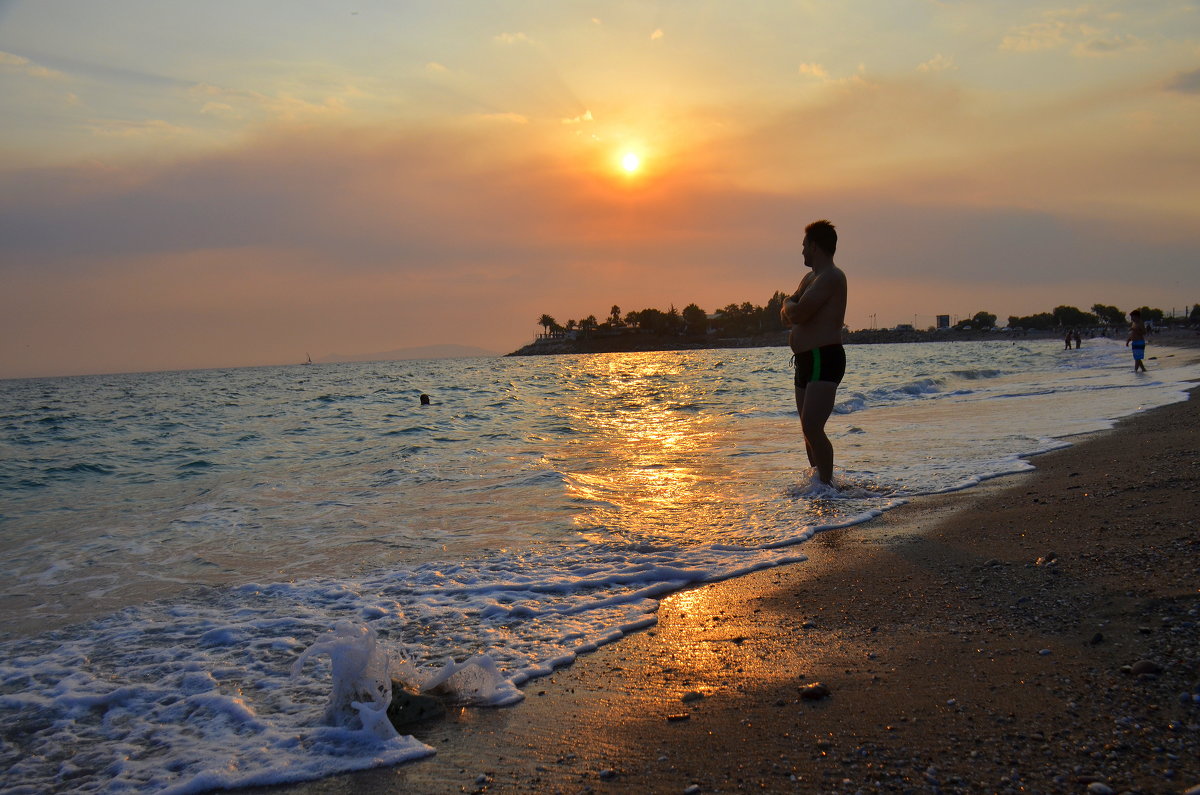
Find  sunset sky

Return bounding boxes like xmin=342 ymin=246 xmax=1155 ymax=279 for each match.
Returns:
xmin=2 ymin=1 xmax=1199 ymax=378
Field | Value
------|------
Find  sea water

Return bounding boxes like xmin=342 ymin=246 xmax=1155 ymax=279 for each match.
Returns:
xmin=1 ymin=339 xmax=1196 ymax=792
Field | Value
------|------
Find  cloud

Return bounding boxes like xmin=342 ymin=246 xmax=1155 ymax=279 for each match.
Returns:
xmin=650 ymin=29 xmax=664 ymax=41
xmin=799 ymin=63 xmax=828 ymax=79
xmin=0 ymin=50 xmax=65 ymax=79
xmin=1072 ymin=35 xmax=1141 ymax=57
xmin=8 ymin=119 xmax=1195 ymax=279
xmin=200 ymin=101 xmax=238 ymax=117
xmin=84 ymin=118 xmax=191 ymax=139
xmin=1165 ymin=67 xmax=1200 ymax=94
xmin=999 ymin=8 xmax=1144 ymax=58
xmin=561 ymin=110 xmax=594 ymax=124
xmin=5 ymin=124 xmax=721 ymax=269
xmin=494 ymin=32 xmax=533 ymax=45
xmin=186 ymin=82 xmax=350 ymax=123
xmin=1000 ymin=20 xmax=1068 ymax=52
xmin=917 ymin=54 xmax=956 ymax=73
xmin=721 ymin=68 xmax=1200 ymax=235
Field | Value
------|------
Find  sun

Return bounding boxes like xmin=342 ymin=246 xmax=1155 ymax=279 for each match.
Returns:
xmin=620 ymin=151 xmax=641 ymax=174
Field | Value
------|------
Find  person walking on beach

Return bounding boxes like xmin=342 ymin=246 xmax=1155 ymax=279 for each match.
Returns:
xmin=781 ymin=219 xmax=847 ymax=487
xmin=1126 ymin=309 xmax=1147 ymax=372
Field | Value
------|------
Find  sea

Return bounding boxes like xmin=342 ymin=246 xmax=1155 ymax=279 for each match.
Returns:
xmin=1 ymin=338 xmax=1197 ymax=793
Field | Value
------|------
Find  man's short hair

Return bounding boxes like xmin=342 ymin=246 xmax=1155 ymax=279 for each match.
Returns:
xmin=1129 ymin=309 xmax=1141 ymax=318
xmin=805 ymin=219 xmax=837 ymax=256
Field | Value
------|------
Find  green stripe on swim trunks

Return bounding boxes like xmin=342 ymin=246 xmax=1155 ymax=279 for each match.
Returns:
xmin=811 ymin=348 xmax=821 ymax=383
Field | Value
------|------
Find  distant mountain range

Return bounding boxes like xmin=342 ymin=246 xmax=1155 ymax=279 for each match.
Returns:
xmin=320 ymin=344 xmax=498 ymax=363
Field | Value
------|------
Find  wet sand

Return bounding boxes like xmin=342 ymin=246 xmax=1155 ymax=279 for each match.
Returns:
xmin=261 ymin=347 xmax=1200 ymax=795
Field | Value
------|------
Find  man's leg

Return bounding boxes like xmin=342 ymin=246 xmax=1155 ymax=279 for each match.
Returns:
xmin=794 ymin=385 xmax=816 ymax=471
xmin=799 ymin=380 xmax=838 ymax=485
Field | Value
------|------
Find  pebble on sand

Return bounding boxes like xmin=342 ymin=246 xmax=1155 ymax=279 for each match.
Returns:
xmin=1128 ymin=659 xmax=1164 ymax=676
xmin=387 ymin=688 xmax=447 ymax=728
xmin=798 ymin=682 xmax=831 ymax=701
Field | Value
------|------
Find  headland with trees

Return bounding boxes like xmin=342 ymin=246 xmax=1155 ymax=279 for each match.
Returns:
xmin=507 ymin=295 xmax=1199 ymax=356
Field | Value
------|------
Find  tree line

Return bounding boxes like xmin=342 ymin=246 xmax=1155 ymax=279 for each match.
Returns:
xmin=1001 ymin=303 xmax=1198 ymax=331
xmin=537 ymin=291 xmax=793 ymax=339
xmin=539 ymin=300 xmax=1200 ymax=338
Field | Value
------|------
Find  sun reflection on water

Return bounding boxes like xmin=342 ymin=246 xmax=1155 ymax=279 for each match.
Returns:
xmin=532 ymin=350 xmax=878 ymax=553
xmin=556 ymin=353 xmax=745 ymax=542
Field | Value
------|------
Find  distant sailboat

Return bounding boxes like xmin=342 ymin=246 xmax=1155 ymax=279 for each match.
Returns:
xmin=303 ymin=352 xmax=313 ymax=366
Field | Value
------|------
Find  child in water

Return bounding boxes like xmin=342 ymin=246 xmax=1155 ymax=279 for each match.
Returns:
xmin=1126 ymin=310 xmax=1146 ymax=372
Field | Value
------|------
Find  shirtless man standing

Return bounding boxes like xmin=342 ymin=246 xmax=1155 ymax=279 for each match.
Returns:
xmin=781 ymin=220 xmax=847 ymax=487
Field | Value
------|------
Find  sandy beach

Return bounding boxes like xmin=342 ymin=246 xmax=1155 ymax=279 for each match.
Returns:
xmin=262 ymin=344 xmax=1200 ymax=795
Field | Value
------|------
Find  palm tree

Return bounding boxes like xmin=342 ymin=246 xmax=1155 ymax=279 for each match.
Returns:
xmin=537 ymin=314 xmax=557 ymax=333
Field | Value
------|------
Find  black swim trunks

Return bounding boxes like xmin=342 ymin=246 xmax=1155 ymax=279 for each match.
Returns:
xmin=793 ymin=344 xmax=846 ymax=388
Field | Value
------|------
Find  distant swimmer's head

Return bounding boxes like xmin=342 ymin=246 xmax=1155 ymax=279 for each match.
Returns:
xmin=802 ymin=219 xmax=837 ymax=266
xmin=420 ymin=394 xmax=431 ymax=405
